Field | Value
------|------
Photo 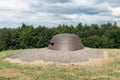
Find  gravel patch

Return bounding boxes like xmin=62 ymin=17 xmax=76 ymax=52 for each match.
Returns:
xmin=8 ymin=47 xmax=104 ymax=63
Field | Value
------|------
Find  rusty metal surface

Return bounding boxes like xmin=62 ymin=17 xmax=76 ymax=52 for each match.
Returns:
xmin=48 ymin=33 xmax=84 ymax=51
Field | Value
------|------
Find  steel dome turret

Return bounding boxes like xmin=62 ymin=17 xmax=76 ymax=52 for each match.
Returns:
xmin=48 ymin=33 xmax=84 ymax=51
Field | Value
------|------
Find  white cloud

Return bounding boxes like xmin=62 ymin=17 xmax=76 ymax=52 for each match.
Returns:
xmin=107 ymin=5 xmax=120 ymax=16
xmin=0 ymin=0 xmax=31 ymax=11
xmin=71 ymin=0 xmax=93 ymax=6
xmin=61 ymin=13 xmax=113 ymax=25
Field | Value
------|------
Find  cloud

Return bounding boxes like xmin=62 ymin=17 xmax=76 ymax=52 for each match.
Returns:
xmin=43 ymin=0 xmax=71 ymax=3
xmin=106 ymin=3 xmax=120 ymax=17
xmin=0 ymin=0 xmax=120 ymax=28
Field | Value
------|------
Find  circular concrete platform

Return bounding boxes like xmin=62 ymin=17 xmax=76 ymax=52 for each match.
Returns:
xmin=6 ymin=47 xmax=105 ymax=64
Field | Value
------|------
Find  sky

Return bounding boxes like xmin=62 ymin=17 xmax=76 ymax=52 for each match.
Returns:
xmin=0 ymin=0 xmax=120 ymax=28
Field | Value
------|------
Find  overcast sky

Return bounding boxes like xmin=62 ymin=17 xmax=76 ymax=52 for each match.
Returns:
xmin=0 ymin=0 xmax=120 ymax=28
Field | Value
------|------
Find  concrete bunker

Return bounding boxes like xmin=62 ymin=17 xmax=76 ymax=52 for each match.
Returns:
xmin=48 ymin=33 xmax=84 ymax=51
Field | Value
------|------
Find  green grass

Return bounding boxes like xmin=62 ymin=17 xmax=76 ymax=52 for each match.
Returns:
xmin=0 ymin=49 xmax=120 ymax=80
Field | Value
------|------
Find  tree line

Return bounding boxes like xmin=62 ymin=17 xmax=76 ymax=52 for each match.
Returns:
xmin=0 ymin=22 xmax=120 ymax=51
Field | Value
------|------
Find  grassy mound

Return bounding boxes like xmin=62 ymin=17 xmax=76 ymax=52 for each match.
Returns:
xmin=0 ymin=49 xmax=120 ymax=80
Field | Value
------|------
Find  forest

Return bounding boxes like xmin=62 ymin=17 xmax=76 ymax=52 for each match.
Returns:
xmin=0 ymin=22 xmax=120 ymax=51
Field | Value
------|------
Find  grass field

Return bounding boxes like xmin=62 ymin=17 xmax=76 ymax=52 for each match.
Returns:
xmin=0 ymin=49 xmax=120 ymax=80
